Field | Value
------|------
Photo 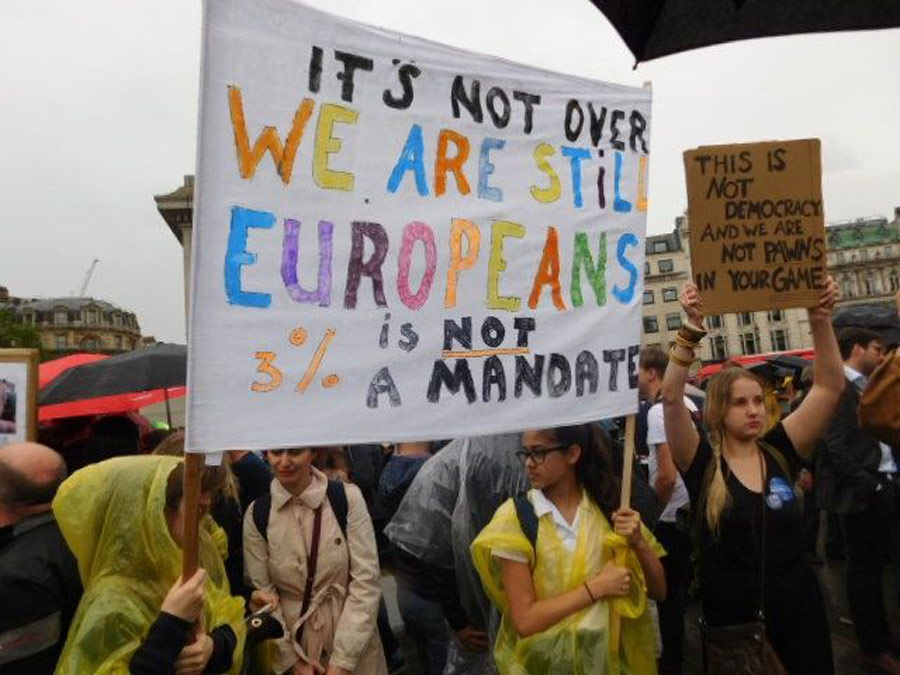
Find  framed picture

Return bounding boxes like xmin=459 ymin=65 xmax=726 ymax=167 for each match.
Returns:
xmin=0 ymin=349 xmax=39 ymax=445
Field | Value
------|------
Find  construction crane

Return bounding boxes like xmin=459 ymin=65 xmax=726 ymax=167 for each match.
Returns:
xmin=77 ymin=259 xmax=100 ymax=297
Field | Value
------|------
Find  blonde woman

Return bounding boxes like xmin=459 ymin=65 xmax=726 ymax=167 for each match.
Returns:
xmin=661 ymin=280 xmax=843 ymax=674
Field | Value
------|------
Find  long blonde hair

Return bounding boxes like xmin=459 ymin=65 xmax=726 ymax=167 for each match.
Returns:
xmin=702 ymin=367 xmax=766 ymax=534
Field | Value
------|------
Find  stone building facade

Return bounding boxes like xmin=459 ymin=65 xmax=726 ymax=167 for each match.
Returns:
xmin=643 ymin=208 xmax=900 ymax=362
xmin=0 ymin=288 xmax=142 ymax=355
xmin=825 ymin=211 xmax=900 ymax=308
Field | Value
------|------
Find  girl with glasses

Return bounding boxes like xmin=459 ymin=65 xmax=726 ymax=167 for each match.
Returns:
xmin=471 ymin=424 xmax=666 ymax=674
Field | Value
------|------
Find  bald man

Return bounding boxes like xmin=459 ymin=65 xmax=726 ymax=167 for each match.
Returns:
xmin=0 ymin=443 xmax=82 ymax=674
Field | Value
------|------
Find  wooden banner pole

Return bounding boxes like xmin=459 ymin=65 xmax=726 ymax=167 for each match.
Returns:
xmin=181 ymin=452 xmax=205 ymax=579
xmin=619 ymin=414 xmax=636 ymax=510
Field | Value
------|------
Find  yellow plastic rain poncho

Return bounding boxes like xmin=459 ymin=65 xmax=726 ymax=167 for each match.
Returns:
xmin=52 ymin=455 xmax=246 ymax=674
xmin=471 ymin=490 xmax=663 ymax=675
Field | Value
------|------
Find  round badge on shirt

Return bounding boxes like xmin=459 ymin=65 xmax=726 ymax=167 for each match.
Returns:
xmin=765 ymin=476 xmax=794 ymax=510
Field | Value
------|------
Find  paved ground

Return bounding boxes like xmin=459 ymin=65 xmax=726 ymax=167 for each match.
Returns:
xmin=383 ymin=558 xmax=900 ymax=674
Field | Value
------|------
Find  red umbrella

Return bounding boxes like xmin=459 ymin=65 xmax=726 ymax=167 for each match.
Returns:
xmin=39 ymin=353 xmax=108 ymax=389
xmin=39 ymin=385 xmax=187 ymax=422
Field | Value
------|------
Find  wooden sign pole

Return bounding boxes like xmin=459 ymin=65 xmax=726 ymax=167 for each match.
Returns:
xmin=619 ymin=414 xmax=636 ymax=509
xmin=181 ymin=452 xmax=205 ymax=578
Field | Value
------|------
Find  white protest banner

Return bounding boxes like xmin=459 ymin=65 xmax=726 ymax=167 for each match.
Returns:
xmin=186 ymin=0 xmax=651 ymax=452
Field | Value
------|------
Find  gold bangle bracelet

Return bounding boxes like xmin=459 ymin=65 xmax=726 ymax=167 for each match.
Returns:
xmin=584 ymin=582 xmax=597 ymax=603
xmin=669 ymin=347 xmax=695 ymax=369
xmin=674 ymin=332 xmax=701 ymax=352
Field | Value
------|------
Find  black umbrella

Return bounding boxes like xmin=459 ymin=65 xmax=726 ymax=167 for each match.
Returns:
xmin=39 ymin=344 xmax=187 ymax=424
xmin=766 ymin=354 xmax=812 ymax=372
xmin=589 ymin=0 xmax=900 ymax=63
xmin=833 ymin=302 xmax=900 ymax=346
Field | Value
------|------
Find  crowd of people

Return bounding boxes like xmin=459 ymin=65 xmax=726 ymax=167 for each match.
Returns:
xmin=1 ymin=280 xmax=899 ymax=674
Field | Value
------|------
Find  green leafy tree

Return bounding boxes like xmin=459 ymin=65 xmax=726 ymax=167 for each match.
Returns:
xmin=0 ymin=308 xmax=42 ymax=351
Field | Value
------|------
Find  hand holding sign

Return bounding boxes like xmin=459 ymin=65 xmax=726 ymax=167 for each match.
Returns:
xmin=809 ymin=277 xmax=839 ymax=321
xmin=679 ymin=283 xmax=704 ymax=327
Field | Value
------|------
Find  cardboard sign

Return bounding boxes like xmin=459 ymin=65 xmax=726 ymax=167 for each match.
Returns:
xmin=185 ymin=0 xmax=651 ymax=452
xmin=683 ymin=139 xmax=825 ymax=315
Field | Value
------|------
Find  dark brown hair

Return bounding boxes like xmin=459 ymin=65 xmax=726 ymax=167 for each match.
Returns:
xmin=548 ymin=423 xmax=619 ymax=521
xmin=639 ymin=346 xmax=669 ymax=379
xmin=155 ymin=431 xmax=231 ymax=510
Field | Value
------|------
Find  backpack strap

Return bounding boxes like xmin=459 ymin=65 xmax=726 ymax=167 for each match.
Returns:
xmin=253 ymin=480 xmax=348 ymax=543
xmin=326 ymin=479 xmax=349 ymax=538
xmin=513 ymin=493 xmax=539 ymax=563
xmin=252 ymin=492 xmax=272 ymax=542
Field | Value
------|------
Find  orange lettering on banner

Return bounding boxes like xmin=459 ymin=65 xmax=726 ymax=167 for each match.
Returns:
xmin=445 ymin=218 xmax=481 ymax=308
xmin=228 ymin=86 xmax=315 ymax=184
xmin=434 ymin=130 xmax=471 ymax=196
xmin=528 ymin=226 xmax=566 ymax=310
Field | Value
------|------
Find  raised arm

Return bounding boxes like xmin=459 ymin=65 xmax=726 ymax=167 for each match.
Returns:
xmin=661 ymin=284 xmax=703 ymax=473
xmin=782 ymin=277 xmax=845 ymax=458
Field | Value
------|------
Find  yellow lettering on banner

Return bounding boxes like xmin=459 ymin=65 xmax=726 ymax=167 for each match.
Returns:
xmin=228 ymin=86 xmax=314 ymax=185
xmin=530 ymin=143 xmax=561 ymax=203
xmin=637 ymin=156 xmax=648 ymax=212
xmin=313 ymin=104 xmax=358 ymax=191
xmin=487 ymin=220 xmax=525 ymax=311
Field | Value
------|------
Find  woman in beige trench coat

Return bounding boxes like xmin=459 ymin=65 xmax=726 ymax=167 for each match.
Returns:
xmin=244 ymin=447 xmax=387 ymax=675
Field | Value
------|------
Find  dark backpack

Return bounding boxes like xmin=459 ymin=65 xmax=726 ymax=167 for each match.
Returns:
xmin=513 ymin=494 xmax=539 ymax=564
xmin=252 ymin=479 xmax=349 ymax=541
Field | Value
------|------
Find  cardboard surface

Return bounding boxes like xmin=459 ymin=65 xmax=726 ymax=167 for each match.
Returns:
xmin=683 ymin=139 xmax=825 ymax=315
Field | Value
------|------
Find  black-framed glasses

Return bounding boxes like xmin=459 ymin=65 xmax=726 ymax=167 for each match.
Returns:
xmin=515 ymin=445 xmax=568 ymax=466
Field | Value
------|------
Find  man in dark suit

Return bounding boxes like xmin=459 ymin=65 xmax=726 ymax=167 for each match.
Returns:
xmin=820 ymin=327 xmax=899 ymax=673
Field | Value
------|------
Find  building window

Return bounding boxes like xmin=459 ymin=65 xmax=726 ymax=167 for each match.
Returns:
xmin=738 ymin=312 xmax=753 ymax=326
xmin=864 ymin=274 xmax=877 ymax=295
xmin=741 ymin=332 xmax=759 ymax=355
xmin=643 ymin=317 xmax=659 ymax=333
xmin=643 ymin=290 xmax=655 ymax=305
xmin=82 ymin=337 xmax=100 ymax=351
xmin=770 ymin=329 xmax=789 ymax=351
xmin=890 ymin=270 xmax=900 ymax=292
xmin=708 ymin=315 xmax=723 ymax=329
xmin=644 ymin=262 xmax=650 ymax=276
xmin=658 ymin=259 xmax=674 ymax=274
xmin=666 ymin=313 xmax=682 ymax=330
xmin=115 ymin=335 xmax=122 ymax=350
xmin=841 ymin=276 xmax=854 ymax=298
xmin=710 ymin=335 xmax=728 ymax=360
xmin=767 ymin=310 xmax=784 ymax=322
xmin=662 ymin=287 xmax=678 ymax=302
xmin=54 ymin=310 xmax=67 ymax=325
xmin=55 ymin=334 xmax=67 ymax=350
xmin=85 ymin=310 xmax=97 ymax=324
xmin=652 ymin=240 xmax=668 ymax=254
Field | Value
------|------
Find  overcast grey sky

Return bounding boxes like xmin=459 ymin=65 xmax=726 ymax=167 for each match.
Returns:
xmin=2 ymin=1 xmax=898 ymax=344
